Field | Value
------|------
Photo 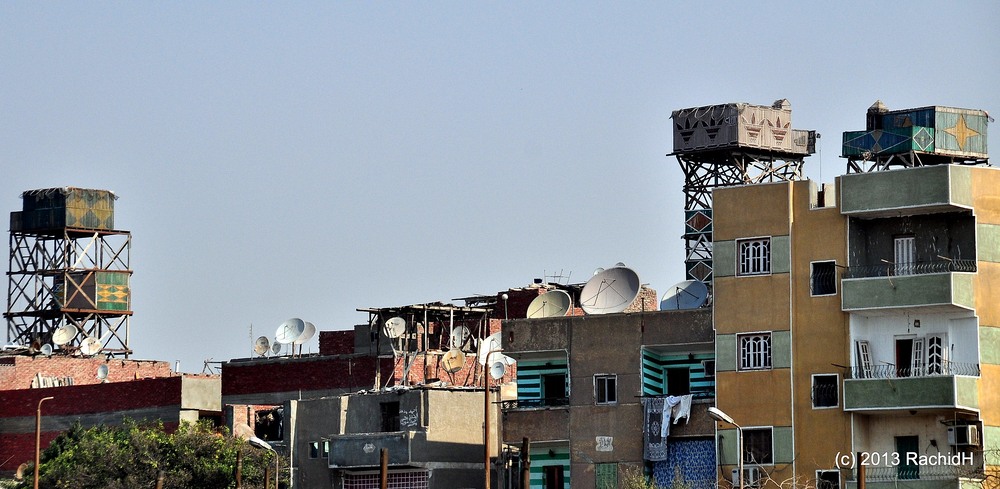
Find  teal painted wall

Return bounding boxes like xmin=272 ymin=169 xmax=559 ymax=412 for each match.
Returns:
xmin=530 ymin=445 xmax=570 ymax=489
xmin=641 ymin=350 xmax=715 ymax=398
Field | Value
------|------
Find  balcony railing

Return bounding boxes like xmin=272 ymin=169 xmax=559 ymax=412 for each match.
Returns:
xmin=500 ymin=397 xmax=569 ymax=410
xmin=843 ymin=260 xmax=976 ymax=279
xmin=847 ymin=362 xmax=980 ymax=380
xmin=851 ymin=464 xmax=983 ymax=482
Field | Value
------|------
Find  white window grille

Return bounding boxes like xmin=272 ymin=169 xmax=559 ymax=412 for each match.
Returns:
xmin=738 ymin=333 xmax=772 ymax=371
xmin=738 ymin=238 xmax=772 ymax=276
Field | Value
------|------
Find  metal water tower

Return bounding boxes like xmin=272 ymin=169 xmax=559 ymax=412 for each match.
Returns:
xmin=842 ymin=100 xmax=989 ymax=173
xmin=669 ymin=99 xmax=816 ymax=291
xmin=5 ymin=187 xmax=133 ymax=357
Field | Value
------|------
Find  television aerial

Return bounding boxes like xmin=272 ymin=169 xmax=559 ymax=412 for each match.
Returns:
xmin=275 ymin=318 xmax=305 ymax=344
xmin=660 ymin=280 xmax=709 ymax=310
xmin=526 ymin=290 xmax=572 ymax=318
xmin=580 ymin=265 xmax=641 ymax=314
xmin=384 ymin=317 xmax=406 ymax=339
xmin=254 ymin=336 xmax=271 ymax=357
xmin=442 ymin=348 xmax=466 ymax=374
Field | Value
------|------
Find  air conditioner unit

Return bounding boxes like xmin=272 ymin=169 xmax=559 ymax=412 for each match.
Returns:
xmin=731 ymin=466 xmax=761 ymax=487
xmin=948 ymin=425 xmax=980 ymax=446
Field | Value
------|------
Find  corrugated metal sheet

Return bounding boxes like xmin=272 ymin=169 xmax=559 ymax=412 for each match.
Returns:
xmin=673 ymin=102 xmax=803 ymax=153
xmin=933 ymin=108 xmax=988 ymax=157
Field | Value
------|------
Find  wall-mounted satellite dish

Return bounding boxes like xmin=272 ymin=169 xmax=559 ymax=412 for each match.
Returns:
xmin=442 ymin=348 xmax=466 ymax=373
xmin=580 ymin=266 xmax=641 ymax=315
xmin=275 ymin=318 xmax=305 ymax=344
xmin=449 ymin=326 xmax=471 ymax=349
xmin=526 ymin=290 xmax=572 ymax=318
xmin=660 ymin=280 xmax=709 ymax=310
xmin=478 ymin=332 xmax=502 ymax=365
xmin=80 ymin=337 xmax=102 ymax=356
xmin=52 ymin=325 xmax=78 ymax=346
xmin=271 ymin=342 xmax=283 ymax=355
xmin=489 ymin=360 xmax=507 ymax=380
xmin=294 ymin=321 xmax=316 ymax=345
xmin=96 ymin=364 xmax=109 ymax=381
xmin=40 ymin=344 xmax=53 ymax=357
xmin=254 ymin=336 xmax=271 ymax=356
xmin=384 ymin=317 xmax=406 ymax=339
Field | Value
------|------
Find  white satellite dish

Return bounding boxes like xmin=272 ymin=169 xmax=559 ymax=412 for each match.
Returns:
xmin=254 ymin=336 xmax=271 ymax=356
xmin=80 ymin=337 xmax=102 ymax=356
xmin=660 ymin=280 xmax=709 ymax=310
xmin=580 ymin=266 xmax=641 ymax=315
xmin=526 ymin=290 xmax=572 ymax=318
xmin=489 ymin=360 xmax=507 ymax=380
xmin=294 ymin=321 xmax=316 ymax=345
xmin=478 ymin=332 xmax=502 ymax=365
xmin=271 ymin=342 xmax=283 ymax=355
xmin=384 ymin=317 xmax=406 ymax=339
xmin=450 ymin=326 xmax=471 ymax=350
xmin=52 ymin=325 xmax=78 ymax=346
xmin=593 ymin=267 xmax=605 ymax=276
xmin=40 ymin=344 xmax=53 ymax=357
xmin=275 ymin=318 xmax=305 ymax=344
xmin=442 ymin=348 xmax=466 ymax=373
xmin=96 ymin=364 xmax=109 ymax=380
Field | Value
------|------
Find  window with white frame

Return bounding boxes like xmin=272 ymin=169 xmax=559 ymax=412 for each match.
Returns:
xmin=812 ymin=374 xmax=838 ymax=408
xmin=743 ymin=427 xmax=774 ymax=464
xmin=595 ymin=374 xmax=617 ymax=405
xmin=738 ymin=333 xmax=772 ymax=371
xmin=738 ymin=238 xmax=771 ymax=276
xmin=811 ymin=261 xmax=837 ymax=296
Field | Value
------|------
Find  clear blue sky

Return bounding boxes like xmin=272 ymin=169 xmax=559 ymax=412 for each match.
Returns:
xmin=3 ymin=2 xmax=998 ymax=372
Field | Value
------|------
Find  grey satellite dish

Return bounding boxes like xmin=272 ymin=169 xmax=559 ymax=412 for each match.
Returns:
xmin=526 ymin=290 xmax=572 ymax=318
xmin=384 ymin=317 xmax=406 ymax=339
xmin=40 ymin=344 xmax=53 ymax=357
xmin=254 ymin=336 xmax=271 ymax=356
xmin=478 ymin=332 xmax=502 ymax=365
xmin=450 ymin=326 xmax=471 ymax=349
xmin=275 ymin=318 xmax=305 ymax=344
xmin=271 ymin=342 xmax=283 ymax=355
xmin=660 ymin=280 xmax=709 ymax=310
xmin=442 ymin=348 xmax=466 ymax=373
xmin=96 ymin=364 xmax=109 ymax=380
xmin=80 ymin=337 xmax=102 ymax=356
xmin=52 ymin=325 xmax=78 ymax=346
xmin=294 ymin=321 xmax=316 ymax=345
xmin=580 ymin=266 xmax=641 ymax=315
xmin=593 ymin=267 xmax=605 ymax=276
xmin=489 ymin=360 xmax=507 ymax=380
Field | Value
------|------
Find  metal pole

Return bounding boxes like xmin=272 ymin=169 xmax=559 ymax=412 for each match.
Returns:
xmin=273 ymin=451 xmax=278 ymax=489
xmin=520 ymin=437 xmax=531 ymax=489
xmin=484 ymin=350 xmax=500 ymax=489
xmin=235 ymin=449 xmax=242 ymax=488
xmin=738 ymin=426 xmax=744 ymax=489
xmin=34 ymin=396 xmax=54 ymax=489
xmin=857 ymin=452 xmax=866 ymax=489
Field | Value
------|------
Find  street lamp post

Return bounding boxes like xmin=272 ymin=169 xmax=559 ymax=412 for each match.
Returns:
xmin=34 ymin=396 xmax=54 ymax=489
xmin=248 ymin=436 xmax=279 ymax=489
xmin=483 ymin=349 xmax=502 ymax=489
xmin=707 ymin=406 xmax=744 ymax=489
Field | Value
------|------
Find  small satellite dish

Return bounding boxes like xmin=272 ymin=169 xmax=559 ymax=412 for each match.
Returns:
xmin=96 ymin=364 xmax=109 ymax=380
xmin=52 ymin=325 xmax=78 ymax=346
xmin=593 ymin=267 xmax=605 ymax=276
xmin=80 ymin=337 xmax=102 ymax=356
xmin=580 ymin=266 xmax=641 ymax=315
xmin=40 ymin=344 xmax=53 ymax=357
xmin=526 ymin=290 xmax=572 ymax=318
xmin=254 ymin=336 xmax=271 ymax=356
xmin=449 ymin=326 xmax=471 ymax=349
xmin=489 ymin=360 xmax=507 ymax=380
xmin=478 ymin=332 xmax=502 ymax=365
xmin=384 ymin=317 xmax=406 ymax=339
xmin=275 ymin=318 xmax=305 ymax=344
xmin=614 ymin=261 xmax=627 ymax=268
xmin=294 ymin=321 xmax=316 ymax=345
xmin=271 ymin=342 xmax=283 ymax=355
xmin=660 ymin=280 xmax=709 ymax=310
xmin=442 ymin=348 xmax=466 ymax=373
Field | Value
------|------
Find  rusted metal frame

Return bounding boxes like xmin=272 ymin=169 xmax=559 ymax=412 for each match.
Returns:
xmin=64 ymin=270 xmax=98 ymax=310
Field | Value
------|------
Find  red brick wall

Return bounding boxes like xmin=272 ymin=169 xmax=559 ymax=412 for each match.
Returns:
xmin=0 ymin=376 xmax=184 ymax=417
xmin=0 ymin=355 xmax=173 ymax=390
xmin=221 ymin=355 xmax=393 ymax=396
xmin=318 ymin=330 xmax=355 ymax=356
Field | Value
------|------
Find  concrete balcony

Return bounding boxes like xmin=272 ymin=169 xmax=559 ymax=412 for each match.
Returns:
xmin=842 ymin=265 xmax=975 ymax=313
xmin=844 ymin=367 xmax=979 ymax=413
xmin=329 ymin=431 xmax=413 ymax=468
xmin=846 ymin=461 xmax=984 ymax=489
xmin=839 ymin=165 xmax=973 ymax=218
xmin=501 ymin=401 xmax=569 ymax=445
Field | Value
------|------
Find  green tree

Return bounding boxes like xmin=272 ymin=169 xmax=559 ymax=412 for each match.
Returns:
xmin=16 ymin=419 xmax=284 ymax=489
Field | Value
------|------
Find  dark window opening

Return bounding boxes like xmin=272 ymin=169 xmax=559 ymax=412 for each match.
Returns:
xmin=665 ymin=367 xmax=691 ymax=396
xmin=811 ymin=261 xmax=837 ymax=296
xmin=812 ymin=375 xmax=839 ymax=408
xmin=817 ymin=470 xmax=841 ymax=489
xmin=595 ymin=375 xmax=617 ymax=405
xmin=542 ymin=374 xmax=567 ymax=406
xmin=743 ymin=428 xmax=773 ymax=464
xmin=254 ymin=407 xmax=283 ymax=441
xmin=543 ymin=465 xmax=565 ymax=489
xmin=381 ymin=401 xmax=400 ymax=432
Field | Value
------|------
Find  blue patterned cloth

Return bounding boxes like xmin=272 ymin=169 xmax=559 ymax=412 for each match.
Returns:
xmin=652 ymin=438 xmax=717 ymax=489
